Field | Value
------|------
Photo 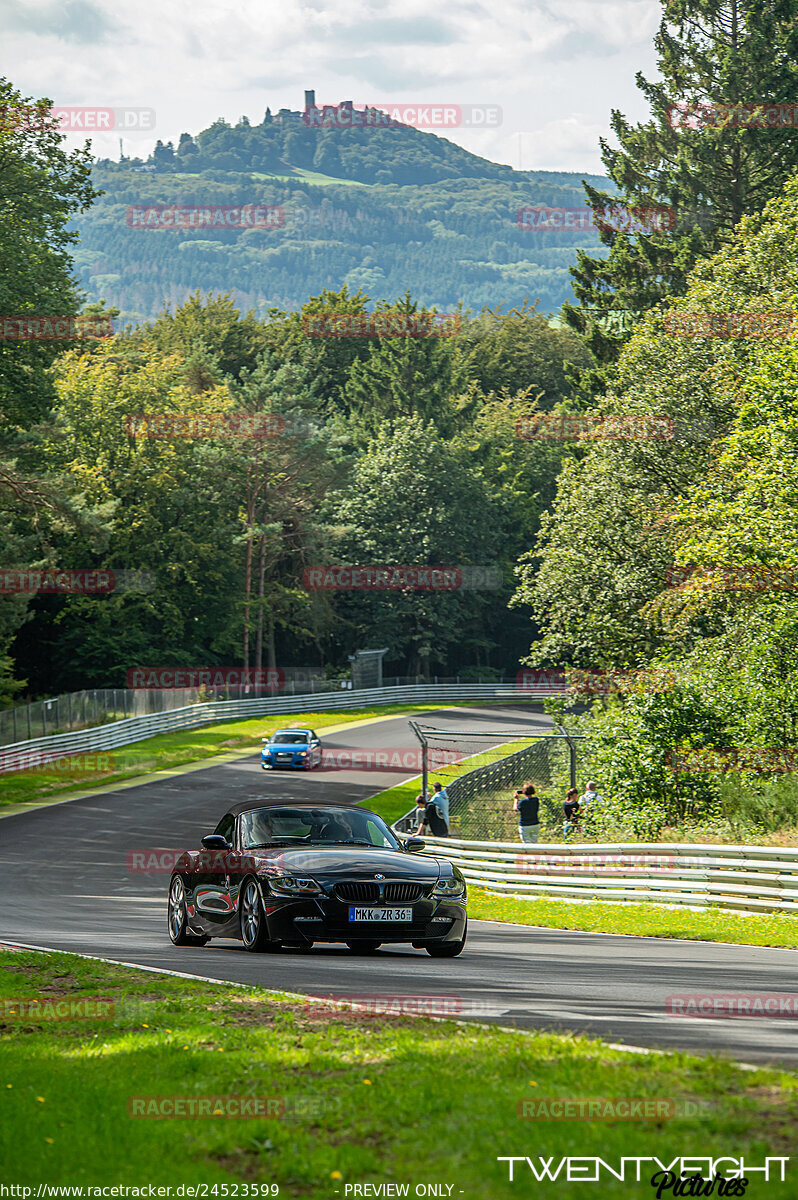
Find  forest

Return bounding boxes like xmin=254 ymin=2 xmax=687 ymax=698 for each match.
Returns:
xmin=7 ymin=0 xmax=798 ymax=839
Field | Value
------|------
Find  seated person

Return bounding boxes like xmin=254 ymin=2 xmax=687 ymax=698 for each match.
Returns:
xmin=320 ymin=815 xmax=353 ymax=842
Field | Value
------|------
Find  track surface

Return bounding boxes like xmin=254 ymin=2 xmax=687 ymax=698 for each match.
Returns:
xmin=1 ymin=705 xmax=797 ymax=1066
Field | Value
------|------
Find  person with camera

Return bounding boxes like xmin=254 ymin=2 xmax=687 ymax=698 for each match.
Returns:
xmin=513 ymin=782 xmax=540 ymax=843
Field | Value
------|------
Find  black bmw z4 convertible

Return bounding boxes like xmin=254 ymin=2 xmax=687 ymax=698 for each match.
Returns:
xmin=167 ymin=798 xmax=467 ymax=956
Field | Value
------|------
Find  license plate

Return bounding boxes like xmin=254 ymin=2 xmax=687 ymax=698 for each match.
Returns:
xmin=348 ymin=907 xmax=413 ymax=922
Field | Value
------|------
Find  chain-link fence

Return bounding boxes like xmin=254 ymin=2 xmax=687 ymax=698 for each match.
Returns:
xmin=393 ymin=728 xmax=588 ymax=840
xmin=447 ymin=738 xmax=578 ymax=840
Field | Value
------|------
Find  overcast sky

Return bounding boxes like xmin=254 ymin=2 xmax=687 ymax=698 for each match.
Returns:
xmin=3 ymin=0 xmax=663 ymax=172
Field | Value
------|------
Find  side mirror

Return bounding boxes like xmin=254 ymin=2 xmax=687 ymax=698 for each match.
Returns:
xmin=404 ymin=838 xmax=426 ymax=853
xmin=202 ymin=834 xmax=232 ymax=850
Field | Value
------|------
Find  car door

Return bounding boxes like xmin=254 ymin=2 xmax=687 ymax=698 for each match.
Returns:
xmin=191 ymin=812 xmax=237 ymax=934
xmin=219 ymin=814 xmax=258 ymax=923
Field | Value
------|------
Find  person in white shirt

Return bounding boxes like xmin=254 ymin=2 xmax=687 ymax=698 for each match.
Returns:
xmin=579 ymin=781 xmax=602 ymax=808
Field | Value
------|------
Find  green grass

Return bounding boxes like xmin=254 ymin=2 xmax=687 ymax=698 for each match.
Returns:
xmin=0 ymin=703 xmax=457 ymax=810
xmin=469 ymin=889 xmax=798 ymax=949
xmin=1 ymin=948 xmax=795 ymax=1194
xmin=364 ymin=777 xmax=423 ymax=826
xmin=250 ymin=168 xmax=370 ymax=187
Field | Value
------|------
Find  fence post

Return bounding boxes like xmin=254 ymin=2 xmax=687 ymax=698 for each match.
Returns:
xmin=554 ymin=722 xmax=577 ymax=789
xmin=68 ymin=693 xmax=73 ymax=731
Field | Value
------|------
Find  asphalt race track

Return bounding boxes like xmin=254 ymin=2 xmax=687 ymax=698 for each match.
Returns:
xmin=1 ymin=705 xmax=797 ymax=1066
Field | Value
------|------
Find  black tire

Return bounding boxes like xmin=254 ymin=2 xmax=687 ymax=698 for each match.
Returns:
xmin=345 ymin=940 xmax=381 ymax=953
xmin=426 ymin=927 xmax=467 ymax=958
xmin=239 ymin=877 xmax=278 ymax=952
xmin=168 ymin=876 xmax=209 ymax=946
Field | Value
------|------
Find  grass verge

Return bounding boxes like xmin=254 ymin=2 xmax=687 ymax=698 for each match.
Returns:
xmin=0 ymin=703 xmax=463 ymax=810
xmin=468 ymin=889 xmax=798 ymax=949
xmin=1 ymin=947 xmax=795 ymax=1194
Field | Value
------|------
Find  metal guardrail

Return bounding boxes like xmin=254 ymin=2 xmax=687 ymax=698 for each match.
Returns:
xmin=0 ymin=676 xmax=526 ymax=747
xmin=0 ymin=683 xmax=551 ymax=774
xmin=397 ymin=834 xmax=798 ymax=915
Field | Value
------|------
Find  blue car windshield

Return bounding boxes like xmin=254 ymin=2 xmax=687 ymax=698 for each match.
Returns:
xmin=240 ymin=806 xmax=399 ymax=850
xmin=270 ymin=733 xmax=308 ymax=745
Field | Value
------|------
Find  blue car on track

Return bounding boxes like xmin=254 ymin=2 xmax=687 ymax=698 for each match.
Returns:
xmin=261 ymin=728 xmax=322 ymax=770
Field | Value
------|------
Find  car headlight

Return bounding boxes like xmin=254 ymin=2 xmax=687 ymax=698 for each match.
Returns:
xmin=432 ymin=876 xmax=466 ymax=898
xmin=297 ymin=750 xmax=308 ymax=757
xmin=268 ymin=874 xmax=323 ymax=897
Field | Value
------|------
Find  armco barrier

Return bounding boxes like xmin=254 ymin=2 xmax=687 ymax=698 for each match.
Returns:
xmin=0 ymin=683 xmax=549 ymax=775
xmin=396 ymin=834 xmax=798 ymax=915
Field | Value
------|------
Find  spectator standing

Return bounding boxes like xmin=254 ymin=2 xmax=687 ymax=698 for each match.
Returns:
xmin=562 ymin=787 xmax=580 ymax=839
xmin=514 ymin=782 xmax=540 ymax=843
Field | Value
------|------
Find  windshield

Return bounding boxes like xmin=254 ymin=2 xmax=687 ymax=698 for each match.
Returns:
xmin=270 ymin=732 xmax=308 ymax=745
xmin=239 ymin=806 xmax=399 ymax=850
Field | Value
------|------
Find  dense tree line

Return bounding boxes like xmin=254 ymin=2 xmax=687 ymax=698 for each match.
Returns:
xmin=72 ymin=145 xmax=609 ymax=323
xmin=1 ymin=102 xmax=591 ymax=700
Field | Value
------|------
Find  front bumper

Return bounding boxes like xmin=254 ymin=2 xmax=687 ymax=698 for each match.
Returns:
xmin=261 ymin=752 xmax=311 ymax=769
xmin=259 ymin=891 xmax=466 ymax=945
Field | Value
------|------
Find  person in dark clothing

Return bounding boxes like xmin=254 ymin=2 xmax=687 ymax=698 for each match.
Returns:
xmin=562 ymin=787 xmax=581 ymax=838
xmin=514 ymin=782 xmax=540 ymax=843
xmin=415 ymin=792 xmax=449 ymax=837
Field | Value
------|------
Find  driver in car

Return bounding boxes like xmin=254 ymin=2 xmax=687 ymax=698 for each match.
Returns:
xmin=246 ymin=812 xmax=275 ymax=845
xmin=320 ymin=814 xmax=353 ymax=842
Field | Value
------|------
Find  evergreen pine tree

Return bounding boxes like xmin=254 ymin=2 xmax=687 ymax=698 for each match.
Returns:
xmin=565 ymin=0 xmax=798 ymax=398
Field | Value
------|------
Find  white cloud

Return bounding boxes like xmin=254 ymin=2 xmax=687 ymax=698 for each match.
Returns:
xmin=4 ymin=0 xmax=662 ymax=168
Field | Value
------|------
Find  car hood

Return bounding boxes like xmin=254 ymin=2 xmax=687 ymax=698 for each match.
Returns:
xmin=264 ymin=741 xmax=309 ymax=750
xmin=250 ymin=846 xmax=441 ymax=879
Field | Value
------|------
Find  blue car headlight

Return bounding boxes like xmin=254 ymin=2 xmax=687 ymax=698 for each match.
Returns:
xmin=267 ymin=874 xmax=323 ymax=897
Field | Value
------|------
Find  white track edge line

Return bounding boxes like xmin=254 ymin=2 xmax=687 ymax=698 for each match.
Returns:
xmin=0 ymin=939 xmax=768 ymax=1072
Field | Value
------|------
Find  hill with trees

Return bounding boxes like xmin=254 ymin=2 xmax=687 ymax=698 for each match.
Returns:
xmin=72 ymin=98 xmax=610 ymax=325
